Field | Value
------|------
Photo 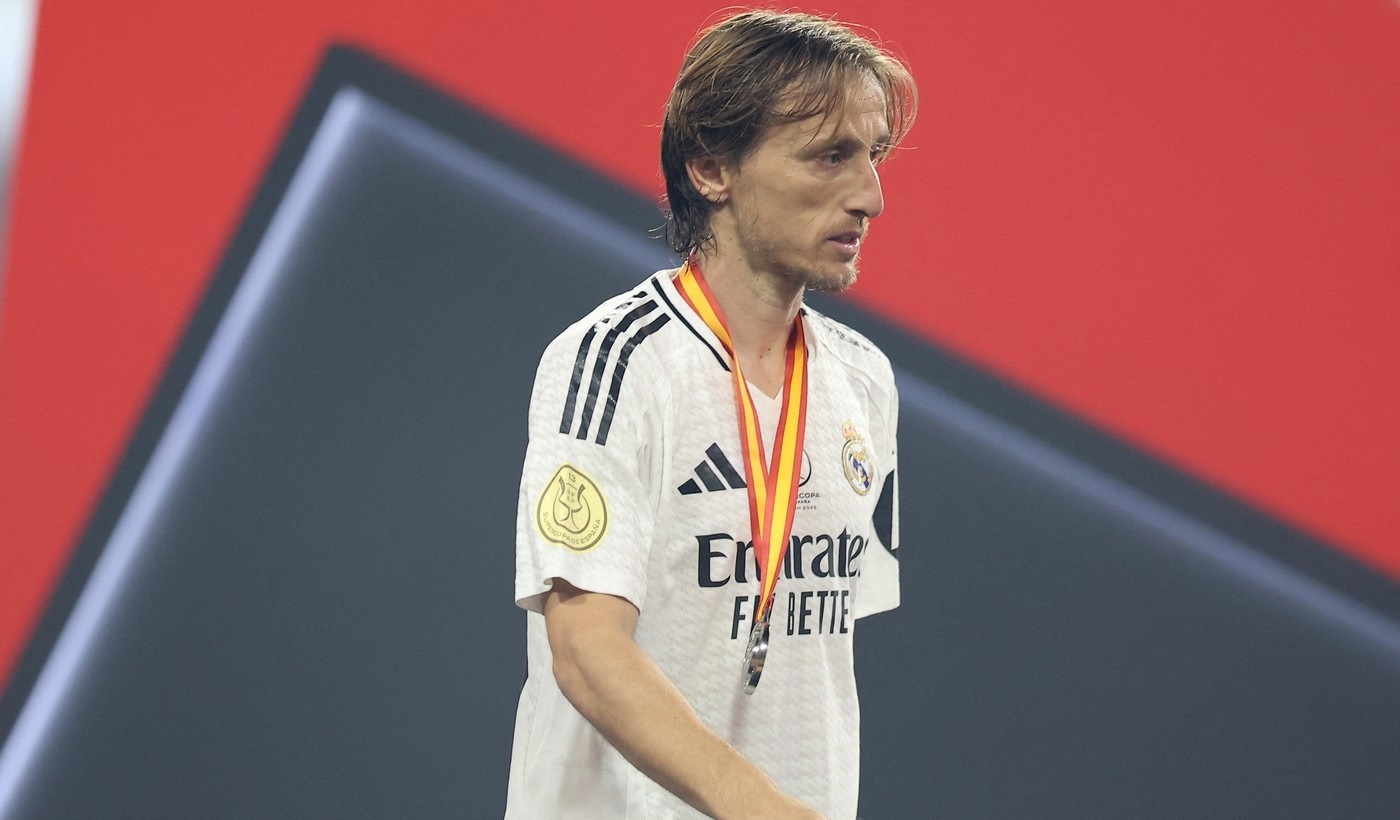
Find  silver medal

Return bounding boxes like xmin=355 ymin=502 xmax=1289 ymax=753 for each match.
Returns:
xmin=740 ymin=610 xmax=771 ymax=694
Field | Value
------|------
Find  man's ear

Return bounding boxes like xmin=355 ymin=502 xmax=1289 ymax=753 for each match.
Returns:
xmin=686 ymin=155 xmax=731 ymax=204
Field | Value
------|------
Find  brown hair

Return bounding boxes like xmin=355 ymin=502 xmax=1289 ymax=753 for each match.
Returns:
xmin=661 ymin=9 xmax=917 ymax=255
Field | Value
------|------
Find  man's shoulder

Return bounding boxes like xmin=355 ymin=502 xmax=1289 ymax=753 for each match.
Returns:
xmin=534 ymin=271 xmax=708 ymax=399
xmin=803 ymin=306 xmax=893 ymax=381
xmin=543 ymin=272 xmax=682 ymax=354
xmin=529 ymin=274 xmax=689 ymax=445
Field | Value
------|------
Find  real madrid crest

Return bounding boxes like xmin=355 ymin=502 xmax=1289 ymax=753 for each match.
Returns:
xmin=840 ymin=420 xmax=875 ymax=496
xmin=536 ymin=463 xmax=609 ymax=552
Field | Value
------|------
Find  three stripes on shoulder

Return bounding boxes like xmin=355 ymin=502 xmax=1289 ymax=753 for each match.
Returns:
xmin=558 ymin=294 xmax=670 ymax=447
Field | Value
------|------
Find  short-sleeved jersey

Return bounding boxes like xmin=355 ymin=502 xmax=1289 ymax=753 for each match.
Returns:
xmin=506 ymin=270 xmax=900 ymax=820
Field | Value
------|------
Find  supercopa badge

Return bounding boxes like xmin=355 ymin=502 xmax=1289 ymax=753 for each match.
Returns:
xmin=536 ymin=463 xmax=609 ymax=552
xmin=840 ymin=420 xmax=875 ymax=496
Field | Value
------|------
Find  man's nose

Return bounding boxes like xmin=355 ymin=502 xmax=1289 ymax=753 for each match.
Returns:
xmin=848 ymin=160 xmax=884 ymax=220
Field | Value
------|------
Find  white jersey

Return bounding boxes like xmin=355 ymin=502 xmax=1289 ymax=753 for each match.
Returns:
xmin=507 ymin=270 xmax=901 ymax=819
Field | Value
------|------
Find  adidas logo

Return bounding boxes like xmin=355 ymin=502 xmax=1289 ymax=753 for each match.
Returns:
xmin=677 ymin=444 xmax=812 ymax=495
xmin=678 ymin=444 xmax=747 ymax=495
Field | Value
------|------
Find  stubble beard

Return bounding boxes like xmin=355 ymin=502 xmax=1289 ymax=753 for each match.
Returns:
xmin=789 ymin=260 xmax=858 ymax=293
xmin=734 ymin=208 xmax=859 ymax=295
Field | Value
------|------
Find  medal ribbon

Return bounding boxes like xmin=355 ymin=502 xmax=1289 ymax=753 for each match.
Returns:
xmin=675 ymin=260 xmax=809 ymax=628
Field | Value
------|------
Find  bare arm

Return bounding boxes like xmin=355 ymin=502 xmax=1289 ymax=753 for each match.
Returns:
xmin=544 ymin=580 xmax=823 ymax=820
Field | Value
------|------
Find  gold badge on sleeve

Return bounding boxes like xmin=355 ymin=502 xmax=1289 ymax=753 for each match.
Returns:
xmin=536 ymin=463 xmax=609 ymax=552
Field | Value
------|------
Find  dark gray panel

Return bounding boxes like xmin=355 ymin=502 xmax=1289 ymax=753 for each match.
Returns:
xmin=0 ymin=89 xmax=667 ymax=819
xmin=854 ymin=382 xmax=1400 ymax=818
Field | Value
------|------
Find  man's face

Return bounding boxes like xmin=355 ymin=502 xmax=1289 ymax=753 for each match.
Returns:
xmin=720 ymin=75 xmax=891 ymax=293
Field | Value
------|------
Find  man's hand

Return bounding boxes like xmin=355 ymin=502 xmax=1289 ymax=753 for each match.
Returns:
xmin=544 ymin=579 xmax=825 ymax=819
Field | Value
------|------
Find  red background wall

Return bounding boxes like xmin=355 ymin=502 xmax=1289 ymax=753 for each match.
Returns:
xmin=2 ymin=0 xmax=1397 ymax=688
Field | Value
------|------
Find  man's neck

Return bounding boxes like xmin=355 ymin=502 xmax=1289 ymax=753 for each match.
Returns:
xmin=692 ymin=250 xmax=804 ymax=397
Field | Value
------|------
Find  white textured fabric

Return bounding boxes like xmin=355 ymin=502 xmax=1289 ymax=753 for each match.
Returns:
xmin=506 ymin=270 xmax=900 ymax=820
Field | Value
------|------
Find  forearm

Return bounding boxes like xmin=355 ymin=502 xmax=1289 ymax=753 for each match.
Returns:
xmin=544 ymin=589 xmax=820 ymax=819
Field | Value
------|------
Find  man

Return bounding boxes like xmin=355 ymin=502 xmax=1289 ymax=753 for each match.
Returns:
xmin=507 ymin=10 xmax=915 ymax=819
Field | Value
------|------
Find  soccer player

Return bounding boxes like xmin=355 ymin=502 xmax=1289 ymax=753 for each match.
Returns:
xmin=507 ymin=10 xmax=915 ymax=819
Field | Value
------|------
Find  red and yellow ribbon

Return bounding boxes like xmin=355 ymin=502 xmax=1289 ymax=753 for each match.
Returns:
xmin=675 ymin=260 xmax=808 ymax=627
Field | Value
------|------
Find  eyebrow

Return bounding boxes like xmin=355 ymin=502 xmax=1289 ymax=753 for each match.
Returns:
xmin=818 ymin=132 xmax=893 ymax=155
